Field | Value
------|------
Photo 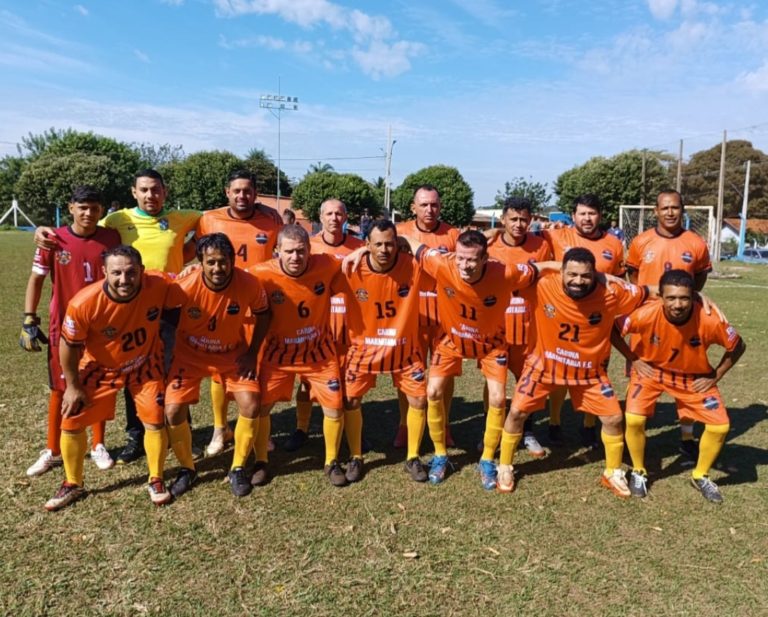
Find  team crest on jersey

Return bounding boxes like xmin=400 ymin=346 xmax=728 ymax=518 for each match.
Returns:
xmin=681 ymin=251 xmax=693 ymax=264
xmin=664 ymin=261 xmax=673 ymax=272
xmin=411 ymin=368 xmax=425 ymax=382
xmin=255 ymin=233 xmax=268 ymax=245
xmin=158 ymin=218 xmax=169 ymax=231
xmin=689 ymin=335 xmax=702 ymax=347
xmin=146 ymin=307 xmax=160 ymax=321
xmin=543 ymin=303 xmax=556 ymax=318
xmin=187 ymin=306 xmax=202 ymax=319
xmin=703 ymin=396 xmax=720 ymax=411
xmin=495 ymin=354 xmax=507 ymax=366
xmin=397 ymin=284 xmax=410 ymax=298
xmin=100 ymin=326 xmax=117 ymax=339
xmin=56 ymin=250 xmax=72 ymax=265
xmin=444 ymin=287 xmax=456 ymax=298
xmin=483 ymin=295 xmax=497 ymax=307
xmin=601 ymin=249 xmax=614 ymax=261
xmin=227 ymin=303 xmax=240 ymax=315
xmin=600 ymin=383 xmax=615 ymax=398
xmin=588 ymin=311 xmax=602 ymax=325
xmin=651 ymin=333 xmax=661 ymax=345
xmin=314 ymin=282 xmax=325 ymax=295
xmin=271 ymin=290 xmax=285 ymax=305
xmin=327 ymin=378 xmax=341 ymax=392
xmin=355 ymin=288 xmax=369 ymax=302
xmin=643 ymin=251 xmax=655 ymax=264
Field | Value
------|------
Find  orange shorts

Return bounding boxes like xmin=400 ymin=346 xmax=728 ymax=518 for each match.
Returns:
xmin=511 ymin=373 xmax=621 ymax=416
xmin=625 ymin=374 xmax=728 ymax=424
xmin=260 ymin=357 xmax=343 ymax=410
xmin=417 ymin=324 xmax=444 ymax=362
xmin=345 ymin=361 xmax=427 ymax=399
xmin=431 ymin=339 xmax=508 ymax=385
xmin=507 ymin=345 xmax=527 ymax=380
xmin=48 ymin=343 xmax=66 ymax=392
xmin=166 ymin=348 xmax=259 ymax=405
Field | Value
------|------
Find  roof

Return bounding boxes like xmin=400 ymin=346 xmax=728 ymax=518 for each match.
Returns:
xmin=723 ymin=218 xmax=768 ymax=234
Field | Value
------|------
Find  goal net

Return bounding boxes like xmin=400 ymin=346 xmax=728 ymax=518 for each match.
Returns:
xmin=618 ymin=205 xmax=715 ymax=253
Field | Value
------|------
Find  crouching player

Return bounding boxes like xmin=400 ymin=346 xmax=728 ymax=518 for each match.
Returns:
xmin=47 ymin=246 xmax=171 ymax=510
xmin=620 ymin=269 xmax=745 ymax=503
xmin=163 ymin=233 xmax=270 ymax=499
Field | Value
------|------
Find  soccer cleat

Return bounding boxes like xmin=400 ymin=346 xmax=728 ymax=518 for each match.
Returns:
xmin=324 ymin=460 xmax=348 ymax=487
xmin=147 ymin=477 xmax=172 ymax=505
xmin=392 ymin=425 xmax=408 ymax=448
xmin=679 ymin=439 xmax=699 ymax=464
xmin=283 ymin=429 xmax=309 ymax=452
xmin=601 ymin=469 xmax=631 ymax=498
xmin=691 ymin=476 xmax=723 ymax=504
xmin=581 ymin=426 xmax=600 ymax=450
xmin=205 ymin=428 xmax=234 ymax=457
xmin=445 ymin=425 xmax=455 ymax=448
xmin=27 ymin=449 xmax=63 ymax=477
xmin=90 ymin=443 xmax=115 ymax=471
xmin=250 ymin=462 xmax=270 ymax=487
xmin=116 ymin=439 xmax=145 ymax=465
xmin=478 ymin=459 xmax=498 ymax=491
xmin=169 ymin=468 xmax=198 ymax=498
xmin=548 ymin=424 xmax=564 ymax=447
xmin=629 ymin=470 xmax=649 ymax=498
xmin=522 ymin=432 xmax=546 ymax=458
xmin=428 ymin=455 xmax=451 ymax=485
xmin=44 ymin=481 xmax=86 ymax=511
xmin=228 ymin=467 xmax=252 ymax=497
xmin=345 ymin=458 xmax=364 ymax=483
xmin=496 ymin=464 xmax=515 ymax=493
xmin=404 ymin=457 xmax=428 ymax=482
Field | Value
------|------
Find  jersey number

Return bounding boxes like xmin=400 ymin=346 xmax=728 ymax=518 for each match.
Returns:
xmin=558 ymin=323 xmax=581 ymax=342
xmin=668 ymin=348 xmax=680 ymax=362
xmin=460 ymin=304 xmax=477 ymax=320
xmin=121 ymin=327 xmax=147 ymax=352
xmin=236 ymin=244 xmax=247 ymax=263
xmin=375 ymin=301 xmax=397 ymax=319
xmin=298 ymin=301 xmax=310 ymax=318
xmin=83 ymin=262 xmax=94 ymax=283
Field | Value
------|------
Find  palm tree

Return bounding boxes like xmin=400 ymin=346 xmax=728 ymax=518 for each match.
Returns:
xmin=308 ymin=161 xmax=334 ymax=174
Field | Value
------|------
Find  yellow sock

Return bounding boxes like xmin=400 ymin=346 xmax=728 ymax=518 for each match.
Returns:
xmin=344 ymin=407 xmax=363 ymax=459
xmin=232 ymin=415 xmax=259 ymax=469
xmin=549 ymin=387 xmax=566 ymax=425
xmin=210 ymin=380 xmax=228 ymax=429
xmin=693 ymin=423 xmax=729 ymax=480
xmin=444 ymin=378 xmax=454 ymax=429
xmin=397 ymin=390 xmax=408 ymax=427
xmin=167 ymin=421 xmax=195 ymax=470
xmin=481 ymin=406 xmax=505 ymax=461
xmin=602 ymin=430 xmax=625 ymax=475
xmin=144 ymin=427 xmax=168 ymax=480
xmin=323 ymin=415 xmax=344 ymax=465
xmin=296 ymin=399 xmax=312 ymax=433
xmin=584 ymin=413 xmax=596 ymax=429
xmin=624 ymin=413 xmax=648 ymax=474
xmin=427 ymin=399 xmax=447 ymax=456
xmin=61 ymin=431 xmax=87 ymax=486
xmin=499 ymin=430 xmax=522 ymax=466
xmin=254 ymin=415 xmax=271 ymax=463
xmin=406 ymin=406 xmax=426 ymax=460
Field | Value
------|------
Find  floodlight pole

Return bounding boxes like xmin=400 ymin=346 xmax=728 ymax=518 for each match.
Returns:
xmin=260 ymin=79 xmax=299 ymax=209
xmin=383 ymin=126 xmax=397 ymax=221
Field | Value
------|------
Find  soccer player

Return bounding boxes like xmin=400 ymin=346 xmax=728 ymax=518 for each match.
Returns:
xmin=620 ymin=270 xmax=745 ymax=502
xmin=486 ymin=197 xmax=553 ymax=458
xmin=283 ymin=198 xmax=363 ymax=452
xmin=395 ymin=185 xmax=460 ymax=448
xmin=163 ymin=233 xmax=269 ymax=498
xmin=282 ymin=209 xmax=296 ymax=225
xmin=243 ymin=225 xmax=349 ymax=491
xmin=45 ymin=246 xmax=172 ymax=510
xmin=623 ymin=189 xmax=713 ymax=460
xmin=498 ymin=248 xmax=649 ymax=497
xmin=22 ymin=186 xmax=121 ymax=477
xmin=399 ymin=230 xmax=545 ymax=486
xmin=335 ymin=220 xmax=432 ymax=482
xmin=194 ymin=170 xmax=282 ymax=456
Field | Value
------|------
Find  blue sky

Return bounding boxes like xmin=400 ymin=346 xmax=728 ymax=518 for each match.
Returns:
xmin=1 ymin=0 xmax=768 ymax=206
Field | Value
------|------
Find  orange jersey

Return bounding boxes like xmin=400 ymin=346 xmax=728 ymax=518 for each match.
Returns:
xmin=625 ymin=228 xmax=712 ymax=287
xmin=541 ymin=227 xmax=624 ymax=275
xmin=397 ymin=220 xmax=460 ymax=327
xmin=620 ymin=298 xmax=740 ymax=386
xmin=418 ymin=247 xmax=537 ymax=358
xmin=248 ymin=254 xmax=340 ymax=365
xmin=167 ymin=268 xmax=268 ymax=355
xmin=488 ymin=233 xmax=553 ymax=346
xmin=524 ymin=273 xmax=648 ymax=384
xmin=334 ymin=252 xmax=427 ymax=373
xmin=61 ymin=272 xmax=171 ymax=374
xmin=310 ymin=233 xmax=365 ymax=345
xmin=196 ymin=206 xmax=282 ymax=269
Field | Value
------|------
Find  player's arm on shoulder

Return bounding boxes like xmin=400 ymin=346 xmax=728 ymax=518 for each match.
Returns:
xmin=695 ymin=292 xmax=726 ymax=321
xmin=341 ymin=245 xmax=369 ymax=274
xmin=693 ymin=270 xmax=708 ymax=291
xmin=33 ymin=226 xmax=58 ymax=250
xmin=483 ymin=227 xmax=501 ymax=241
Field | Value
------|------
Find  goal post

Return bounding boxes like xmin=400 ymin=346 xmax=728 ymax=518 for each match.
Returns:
xmin=618 ymin=205 xmax=715 ymax=253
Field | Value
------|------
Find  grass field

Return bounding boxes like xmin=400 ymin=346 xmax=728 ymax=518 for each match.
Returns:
xmin=1 ymin=230 xmax=766 ymax=616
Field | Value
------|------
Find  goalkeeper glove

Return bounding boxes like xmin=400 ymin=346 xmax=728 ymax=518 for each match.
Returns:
xmin=19 ymin=313 xmax=49 ymax=352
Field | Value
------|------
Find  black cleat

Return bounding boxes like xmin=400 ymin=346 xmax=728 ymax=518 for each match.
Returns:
xmin=404 ymin=457 xmax=428 ymax=482
xmin=228 ymin=466 xmax=252 ymax=497
xmin=169 ymin=467 xmax=198 ymax=499
xmin=548 ymin=424 xmax=564 ymax=447
xmin=283 ymin=429 xmax=309 ymax=452
xmin=116 ymin=439 xmax=145 ymax=465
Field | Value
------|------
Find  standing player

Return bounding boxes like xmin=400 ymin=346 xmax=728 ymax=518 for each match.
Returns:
xmin=45 ymin=246 xmax=172 ymax=510
xmin=623 ymin=189 xmax=712 ymax=460
xmin=498 ymin=248 xmax=649 ymax=497
xmin=486 ymin=197 xmax=553 ymax=458
xmin=619 ymin=270 xmax=745 ymax=502
xmin=243 ymin=225 xmax=348 ymax=492
xmin=163 ymin=233 xmax=270 ymax=498
xmin=283 ymin=199 xmax=363 ymax=452
xmin=194 ymin=170 xmax=282 ymax=456
xmin=22 ymin=186 xmax=121 ymax=476
xmin=395 ymin=185 xmax=460 ymax=447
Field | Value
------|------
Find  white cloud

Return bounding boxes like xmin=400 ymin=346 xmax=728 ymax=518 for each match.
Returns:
xmin=351 ymin=40 xmax=425 ymax=80
xmin=0 ymin=43 xmax=93 ymax=72
xmin=737 ymin=60 xmax=768 ymax=93
xmin=74 ymin=4 xmax=89 ymax=16
xmin=647 ymin=0 xmax=677 ymax=20
xmin=160 ymin=0 xmax=185 ymax=5
xmin=133 ymin=49 xmax=151 ymax=63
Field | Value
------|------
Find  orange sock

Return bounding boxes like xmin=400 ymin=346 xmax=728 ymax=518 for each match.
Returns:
xmin=91 ymin=421 xmax=106 ymax=448
xmin=47 ymin=390 xmax=64 ymax=455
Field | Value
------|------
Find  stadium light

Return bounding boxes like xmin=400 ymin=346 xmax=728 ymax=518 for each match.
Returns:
xmin=260 ymin=83 xmax=299 ymax=208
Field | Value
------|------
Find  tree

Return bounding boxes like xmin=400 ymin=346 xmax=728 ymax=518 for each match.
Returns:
xmin=166 ymin=150 xmax=243 ymax=210
xmin=0 ymin=155 xmax=26 ymax=210
xmin=493 ymin=176 xmax=550 ymax=211
xmin=134 ymin=142 xmax=185 ymax=168
xmin=243 ymin=148 xmax=292 ymax=197
xmin=682 ymin=140 xmax=768 ymax=218
xmin=291 ymin=172 xmax=380 ymax=223
xmin=554 ymin=149 xmax=673 ymax=221
xmin=308 ymin=161 xmax=335 ymax=174
xmin=392 ymin=165 xmax=474 ymax=227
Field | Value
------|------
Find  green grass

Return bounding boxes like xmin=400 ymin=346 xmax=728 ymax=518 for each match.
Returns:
xmin=1 ymin=230 xmax=767 ymax=616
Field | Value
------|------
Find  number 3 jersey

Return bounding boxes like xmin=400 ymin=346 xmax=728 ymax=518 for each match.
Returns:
xmin=523 ymin=273 xmax=648 ymax=384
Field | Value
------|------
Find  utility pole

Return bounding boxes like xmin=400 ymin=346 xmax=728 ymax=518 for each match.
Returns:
xmin=383 ymin=126 xmax=396 ymax=221
xmin=676 ymin=139 xmax=683 ymax=193
xmin=260 ymin=78 xmax=299 ymax=210
xmin=714 ymin=130 xmax=727 ymax=262
xmin=737 ymin=160 xmax=751 ymax=259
